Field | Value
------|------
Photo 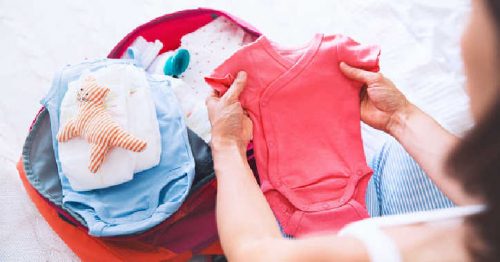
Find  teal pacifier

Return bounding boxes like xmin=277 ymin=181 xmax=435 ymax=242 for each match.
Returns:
xmin=164 ymin=49 xmax=190 ymax=78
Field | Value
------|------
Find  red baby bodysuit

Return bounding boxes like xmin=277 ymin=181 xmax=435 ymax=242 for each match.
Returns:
xmin=205 ymin=33 xmax=381 ymax=236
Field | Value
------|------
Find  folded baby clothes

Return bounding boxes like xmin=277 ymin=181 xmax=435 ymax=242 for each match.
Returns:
xmin=58 ymin=64 xmax=161 ymax=191
xmin=147 ymin=51 xmax=173 ymax=75
xmin=206 ymin=34 xmax=380 ymax=236
xmin=42 ymin=59 xmax=195 ymax=236
xmin=123 ymin=36 xmax=164 ymax=69
xmin=177 ymin=16 xmax=254 ymax=98
xmin=146 ymin=16 xmax=255 ymax=142
xmin=154 ymin=75 xmax=212 ymax=143
xmin=147 ymin=70 xmax=212 ymax=142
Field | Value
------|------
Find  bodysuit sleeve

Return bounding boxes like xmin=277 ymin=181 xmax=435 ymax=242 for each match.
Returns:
xmin=336 ymin=35 xmax=381 ymax=72
xmin=204 ymin=72 xmax=235 ymax=96
xmin=204 ymin=47 xmax=248 ymax=96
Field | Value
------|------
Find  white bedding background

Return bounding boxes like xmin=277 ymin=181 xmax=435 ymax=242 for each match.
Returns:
xmin=0 ymin=0 xmax=470 ymax=260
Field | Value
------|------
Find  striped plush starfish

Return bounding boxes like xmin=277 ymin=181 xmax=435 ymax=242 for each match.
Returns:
xmin=57 ymin=76 xmax=147 ymax=173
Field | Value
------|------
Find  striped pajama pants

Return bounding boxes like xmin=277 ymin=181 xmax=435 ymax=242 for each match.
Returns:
xmin=365 ymin=138 xmax=454 ymax=217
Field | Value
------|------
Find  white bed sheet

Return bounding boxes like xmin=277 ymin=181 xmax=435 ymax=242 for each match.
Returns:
xmin=0 ymin=0 xmax=470 ymax=260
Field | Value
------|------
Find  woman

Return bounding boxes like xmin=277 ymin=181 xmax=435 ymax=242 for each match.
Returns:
xmin=205 ymin=0 xmax=499 ymax=260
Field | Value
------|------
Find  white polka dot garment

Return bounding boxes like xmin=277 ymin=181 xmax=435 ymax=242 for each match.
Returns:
xmin=179 ymin=16 xmax=254 ymax=97
xmin=147 ymin=16 xmax=254 ymax=143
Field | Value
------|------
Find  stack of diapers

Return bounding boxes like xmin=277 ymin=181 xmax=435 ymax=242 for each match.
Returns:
xmin=144 ymin=16 xmax=256 ymax=142
xmin=42 ymin=59 xmax=195 ymax=236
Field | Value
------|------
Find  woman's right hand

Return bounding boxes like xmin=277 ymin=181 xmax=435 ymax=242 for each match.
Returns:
xmin=206 ymin=71 xmax=253 ymax=153
xmin=340 ymin=62 xmax=411 ymax=134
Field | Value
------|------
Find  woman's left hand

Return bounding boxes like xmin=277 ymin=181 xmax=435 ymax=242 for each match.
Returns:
xmin=206 ymin=71 xmax=253 ymax=152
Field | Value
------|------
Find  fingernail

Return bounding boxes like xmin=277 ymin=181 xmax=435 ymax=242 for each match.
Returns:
xmin=238 ymin=71 xmax=247 ymax=79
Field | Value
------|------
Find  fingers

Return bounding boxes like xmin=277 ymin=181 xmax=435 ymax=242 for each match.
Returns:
xmin=209 ymin=89 xmax=220 ymax=98
xmin=221 ymin=71 xmax=247 ymax=104
xmin=359 ymin=85 xmax=368 ymax=101
xmin=206 ymin=71 xmax=247 ymax=121
xmin=339 ymin=62 xmax=380 ymax=83
xmin=243 ymin=116 xmax=253 ymax=140
xmin=205 ymin=91 xmax=220 ymax=111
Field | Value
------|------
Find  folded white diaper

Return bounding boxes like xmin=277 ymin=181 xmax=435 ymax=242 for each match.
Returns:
xmin=58 ymin=64 xmax=161 ymax=191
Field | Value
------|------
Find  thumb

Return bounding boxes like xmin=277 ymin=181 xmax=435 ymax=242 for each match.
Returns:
xmin=205 ymin=92 xmax=219 ymax=111
xmin=222 ymin=71 xmax=247 ymax=104
xmin=339 ymin=62 xmax=378 ymax=84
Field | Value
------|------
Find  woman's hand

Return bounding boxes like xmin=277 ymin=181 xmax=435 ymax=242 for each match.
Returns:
xmin=340 ymin=62 xmax=410 ymax=134
xmin=206 ymin=71 xmax=253 ymax=152
xmin=340 ymin=62 xmax=474 ymax=204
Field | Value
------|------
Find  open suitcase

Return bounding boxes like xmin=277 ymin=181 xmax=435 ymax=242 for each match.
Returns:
xmin=17 ymin=8 xmax=261 ymax=261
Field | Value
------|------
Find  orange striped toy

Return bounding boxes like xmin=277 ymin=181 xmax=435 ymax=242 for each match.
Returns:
xmin=57 ymin=76 xmax=147 ymax=173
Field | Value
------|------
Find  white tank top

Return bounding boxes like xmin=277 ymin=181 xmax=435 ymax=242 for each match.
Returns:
xmin=338 ymin=205 xmax=486 ymax=262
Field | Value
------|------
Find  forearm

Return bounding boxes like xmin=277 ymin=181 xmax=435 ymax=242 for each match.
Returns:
xmin=211 ymin=144 xmax=366 ymax=261
xmin=211 ymin=142 xmax=370 ymax=261
xmin=212 ymin=142 xmax=282 ymax=259
xmin=387 ymin=103 xmax=476 ymax=205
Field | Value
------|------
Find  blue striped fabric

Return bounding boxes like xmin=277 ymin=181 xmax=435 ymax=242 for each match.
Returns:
xmin=279 ymin=138 xmax=453 ymax=237
xmin=365 ymin=138 xmax=454 ymax=217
